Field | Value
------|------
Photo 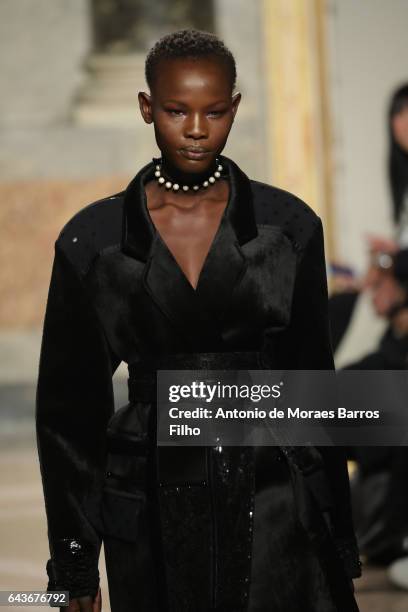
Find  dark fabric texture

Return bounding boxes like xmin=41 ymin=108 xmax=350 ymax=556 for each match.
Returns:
xmin=36 ymin=156 xmax=360 ymax=611
xmin=249 ymin=452 xmax=337 ymax=612
xmin=394 ymin=247 xmax=408 ymax=288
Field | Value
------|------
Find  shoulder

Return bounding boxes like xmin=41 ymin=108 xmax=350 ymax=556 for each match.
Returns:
xmin=250 ymin=179 xmax=321 ymax=252
xmin=55 ymin=191 xmax=125 ymax=276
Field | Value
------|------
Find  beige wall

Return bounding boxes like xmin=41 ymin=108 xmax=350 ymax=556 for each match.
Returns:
xmin=327 ymin=0 xmax=408 ymax=272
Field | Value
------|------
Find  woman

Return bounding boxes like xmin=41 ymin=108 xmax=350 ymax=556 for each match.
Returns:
xmin=389 ymin=83 xmax=408 ymax=246
xmin=36 ymin=29 xmax=361 ymax=611
xmin=341 ymin=85 xmax=408 ymax=575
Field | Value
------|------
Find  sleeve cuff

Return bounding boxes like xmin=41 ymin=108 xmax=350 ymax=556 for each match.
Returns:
xmin=335 ymin=537 xmax=363 ymax=579
xmin=46 ymin=538 xmax=100 ymax=601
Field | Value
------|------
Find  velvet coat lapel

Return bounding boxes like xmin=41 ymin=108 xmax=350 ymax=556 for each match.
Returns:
xmin=121 ymin=155 xmax=258 ymax=347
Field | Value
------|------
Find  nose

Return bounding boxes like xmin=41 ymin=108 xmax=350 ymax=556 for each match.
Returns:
xmin=184 ymin=112 xmax=208 ymax=139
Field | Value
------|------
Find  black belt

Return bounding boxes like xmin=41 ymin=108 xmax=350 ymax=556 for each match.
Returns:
xmin=126 ymin=352 xmax=339 ymax=553
xmin=127 ymin=350 xmax=263 ymax=403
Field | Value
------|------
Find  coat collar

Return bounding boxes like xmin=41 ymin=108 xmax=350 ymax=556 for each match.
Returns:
xmin=121 ymin=154 xmax=258 ymax=262
xmin=121 ymin=155 xmax=258 ymax=348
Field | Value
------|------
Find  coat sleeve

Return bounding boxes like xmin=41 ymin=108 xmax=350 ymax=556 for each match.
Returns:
xmin=36 ymin=240 xmax=120 ymax=599
xmin=280 ymin=217 xmax=362 ymax=579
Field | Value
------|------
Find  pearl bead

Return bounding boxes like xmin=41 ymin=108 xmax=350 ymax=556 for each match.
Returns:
xmin=165 ymin=181 xmax=172 ymax=189
xmin=218 ymin=165 xmax=223 ymax=171
xmin=172 ymin=184 xmax=180 ymax=191
xmin=209 ymin=176 xmax=216 ymax=183
xmin=158 ymin=177 xmax=165 ymax=184
xmin=182 ymin=185 xmax=189 ymax=191
xmin=214 ymin=171 xmax=221 ymax=178
xmin=203 ymin=181 xmax=209 ymax=187
xmin=156 ymin=164 xmax=160 ymax=169
xmin=193 ymin=185 xmax=199 ymax=191
xmin=154 ymin=170 xmax=161 ymax=177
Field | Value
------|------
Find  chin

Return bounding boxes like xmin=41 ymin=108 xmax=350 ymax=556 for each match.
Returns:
xmin=175 ymin=152 xmax=216 ymax=173
xmin=184 ymin=158 xmax=213 ymax=171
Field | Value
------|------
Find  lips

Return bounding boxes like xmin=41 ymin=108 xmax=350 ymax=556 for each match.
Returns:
xmin=180 ymin=148 xmax=210 ymax=160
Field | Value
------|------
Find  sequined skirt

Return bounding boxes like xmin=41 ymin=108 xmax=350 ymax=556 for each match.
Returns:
xmin=101 ymin=352 xmax=351 ymax=612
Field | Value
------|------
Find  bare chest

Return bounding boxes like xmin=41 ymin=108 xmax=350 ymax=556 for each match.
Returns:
xmin=146 ymin=186 xmax=228 ymax=290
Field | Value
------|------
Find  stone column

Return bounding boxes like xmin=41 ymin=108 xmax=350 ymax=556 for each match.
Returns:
xmin=214 ymin=0 xmax=268 ymax=181
xmin=0 ymin=0 xmax=90 ymax=128
xmin=73 ymin=0 xmax=214 ymax=126
xmin=261 ymin=0 xmax=334 ymax=256
xmin=73 ymin=53 xmax=146 ymax=126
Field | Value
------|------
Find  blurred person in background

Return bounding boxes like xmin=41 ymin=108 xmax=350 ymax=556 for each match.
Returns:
xmin=345 ymin=246 xmax=408 ymax=370
xmin=363 ymin=89 xmax=408 ymax=574
xmin=328 ymin=95 xmax=408 ymax=566
xmin=330 ymin=245 xmax=408 ymax=586
xmin=389 ymin=83 xmax=408 ymax=247
xmin=35 ymin=28 xmax=360 ymax=612
xmin=328 ymin=82 xmax=408 ymax=345
xmin=327 ymin=87 xmax=408 ymax=573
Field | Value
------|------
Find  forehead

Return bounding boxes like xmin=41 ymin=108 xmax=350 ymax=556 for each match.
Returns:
xmin=151 ymin=56 xmax=232 ymax=99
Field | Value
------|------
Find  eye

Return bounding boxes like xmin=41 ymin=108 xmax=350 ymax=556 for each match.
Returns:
xmin=207 ymin=110 xmax=226 ymax=118
xmin=167 ymin=109 xmax=185 ymax=116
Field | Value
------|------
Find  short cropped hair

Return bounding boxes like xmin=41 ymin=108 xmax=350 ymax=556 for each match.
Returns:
xmin=145 ymin=29 xmax=237 ymax=92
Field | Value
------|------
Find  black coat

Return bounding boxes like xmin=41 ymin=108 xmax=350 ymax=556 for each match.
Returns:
xmin=36 ymin=156 xmax=361 ymax=611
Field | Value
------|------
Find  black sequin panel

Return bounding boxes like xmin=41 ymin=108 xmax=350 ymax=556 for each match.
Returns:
xmin=212 ymin=446 xmax=255 ymax=611
xmin=158 ymin=484 xmax=213 ymax=612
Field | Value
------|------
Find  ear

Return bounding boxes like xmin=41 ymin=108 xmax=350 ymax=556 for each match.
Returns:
xmin=138 ymin=91 xmax=153 ymax=124
xmin=231 ymin=92 xmax=241 ymax=120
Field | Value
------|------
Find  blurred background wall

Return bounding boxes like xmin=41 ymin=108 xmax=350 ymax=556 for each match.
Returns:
xmin=1 ymin=0 xmax=408 ymax=608
xmin=0 ymin=0 xmax=266 ymax=333
xmin=2 ymin=0 xmax=408 ymax=335
xmin=327 ymin=0 xmax=408 ymax=272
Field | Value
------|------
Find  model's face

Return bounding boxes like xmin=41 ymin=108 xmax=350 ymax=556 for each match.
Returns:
xmin=138 ymin=57 xmax=240 ymax=176
xmin=392 ymin=106 xmax=408 ymax=152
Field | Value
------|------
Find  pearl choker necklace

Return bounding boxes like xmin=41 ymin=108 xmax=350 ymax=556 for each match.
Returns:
xmin=154 ymin=158 xmax=223 ymax=192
